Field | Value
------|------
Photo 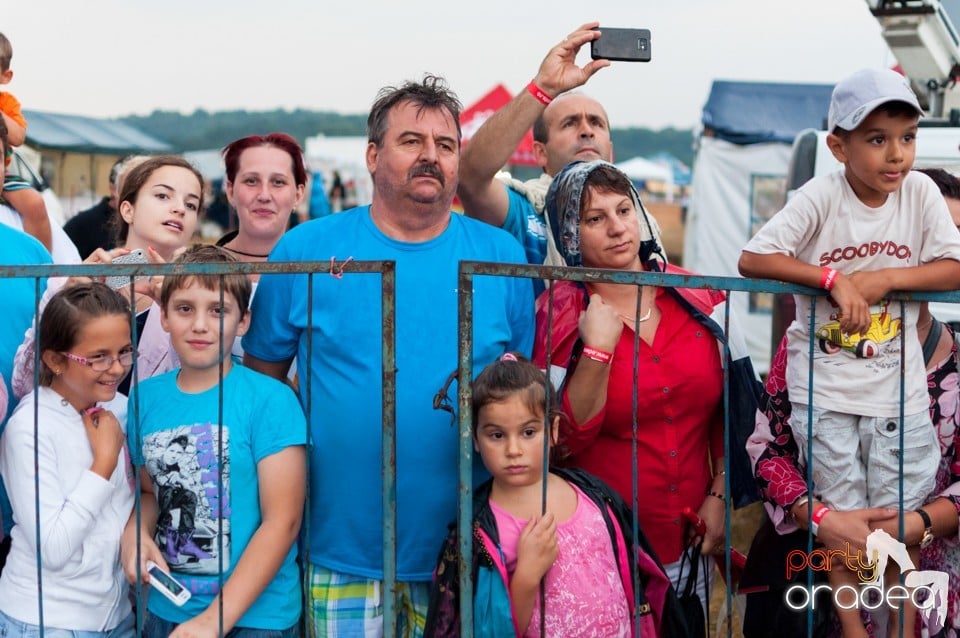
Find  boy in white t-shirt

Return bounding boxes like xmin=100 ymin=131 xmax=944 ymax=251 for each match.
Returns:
xmin=739 ymin=67 xmax=960 ymax=637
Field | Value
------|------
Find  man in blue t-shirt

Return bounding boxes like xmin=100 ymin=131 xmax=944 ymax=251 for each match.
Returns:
xmin=458 ymin=22 xmax=616 ymax=271
xmin=242 ymin=74 xmax=534 ymax=637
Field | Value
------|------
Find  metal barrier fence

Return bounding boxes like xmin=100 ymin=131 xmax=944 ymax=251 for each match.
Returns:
xmin=1 ymin=258 xmax=958 ymax=637
xmin=457 ymin=261 xmax=960 ymax=638
xmin=0 ymin=260 xmax=397 ymax=637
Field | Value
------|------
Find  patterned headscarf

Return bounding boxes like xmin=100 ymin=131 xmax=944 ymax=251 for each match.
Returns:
xmin=544 ymin=160 xmax=666 ymax=270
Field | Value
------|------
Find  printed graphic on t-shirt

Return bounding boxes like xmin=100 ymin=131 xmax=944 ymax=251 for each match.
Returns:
xmin=818 ymin=241 xmax=913 ymax=267
xmin=816 ymin=298 xmax=902 ymax=361
xmin=144 ymin=423 xmax=231 ymax=575
xmin=525 ymin=211 xmax=547 ymax=241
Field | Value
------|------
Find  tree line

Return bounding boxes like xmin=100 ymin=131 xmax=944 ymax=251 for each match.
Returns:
xmin=121 ymin=109 xmax=695 ymax=168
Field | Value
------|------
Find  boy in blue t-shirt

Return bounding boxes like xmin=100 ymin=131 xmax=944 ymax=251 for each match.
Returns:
xmin=120 ymin=245 xmax=306 ymax=636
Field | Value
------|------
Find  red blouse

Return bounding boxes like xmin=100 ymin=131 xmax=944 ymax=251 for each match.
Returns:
xmin=534 ymin=281 xmax=725 ymax=563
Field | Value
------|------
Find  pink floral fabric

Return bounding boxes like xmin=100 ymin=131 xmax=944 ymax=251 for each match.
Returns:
xmin=749 ymin=330 xmax=960 ymax=636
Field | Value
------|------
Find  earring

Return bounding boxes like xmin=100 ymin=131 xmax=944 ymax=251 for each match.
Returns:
xmin=54 ymin=369 xmax=61 ymax=376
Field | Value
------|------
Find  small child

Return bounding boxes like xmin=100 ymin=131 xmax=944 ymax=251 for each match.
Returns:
xmin=0 ymin=32 xmax=52 ymax=251
xmin=0 ymin=283 xmax=135 ymax=635
xmin=739 ymin=68 xmax=960 ymax=637
xmin=120 ymin=244 xmax=306 ymax=636
xmin=424 ymin=353 xmax=683 ymax=637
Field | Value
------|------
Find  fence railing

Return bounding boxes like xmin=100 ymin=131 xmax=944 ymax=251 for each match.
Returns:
xmin=1 ymin=259 xmax=956 ymax=637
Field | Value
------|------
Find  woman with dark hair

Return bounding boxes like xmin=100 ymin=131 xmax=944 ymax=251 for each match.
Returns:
xmin=215 ymin=134 xmax=306 ymax=363
xmin=216 ymin=133 xmax=306 ymax=280
xmin=533 ymin=159 xmax=758 ymax=617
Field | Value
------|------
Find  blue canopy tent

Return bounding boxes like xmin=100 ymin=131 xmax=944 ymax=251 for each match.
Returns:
xmin=699 ymin=80 xmax=834 ymax=145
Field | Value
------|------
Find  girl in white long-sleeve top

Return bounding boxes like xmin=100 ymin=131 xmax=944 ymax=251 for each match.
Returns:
xmin=0 ymin=283 xmax=136 ymax=637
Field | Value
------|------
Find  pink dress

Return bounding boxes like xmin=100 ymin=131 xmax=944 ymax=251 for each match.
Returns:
xmin=491 ymin=483 xmax=632 ymax=637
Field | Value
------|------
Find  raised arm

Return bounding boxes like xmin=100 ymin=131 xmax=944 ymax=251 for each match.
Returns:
xmin=563 ymin=293 xmax=621 ymax=424
xmin=458 ymin=22 xmax=609 ymax=226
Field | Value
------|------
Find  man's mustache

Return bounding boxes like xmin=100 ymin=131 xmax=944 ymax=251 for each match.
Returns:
xmin=408 ymin=164 xmax=445 ymax=186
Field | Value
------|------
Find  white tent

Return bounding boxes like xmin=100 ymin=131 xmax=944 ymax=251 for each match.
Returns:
xmin=615 ymin=156 xmax=672 ymax=183
xmin=684 ymin=80 xmax=833 ymax=373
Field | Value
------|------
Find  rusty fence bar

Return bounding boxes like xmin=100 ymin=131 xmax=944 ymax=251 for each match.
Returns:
xmin=1 ymin=258 xmax=957 ymax=636
xmin=0 ymin=259 xmax=397 ymax=638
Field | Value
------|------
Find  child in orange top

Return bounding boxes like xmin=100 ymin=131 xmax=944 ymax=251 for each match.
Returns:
xmin=0 ymin=32 xmax=52 ymax=251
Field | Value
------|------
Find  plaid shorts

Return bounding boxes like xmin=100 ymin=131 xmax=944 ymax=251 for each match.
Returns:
xmin=307 ymin=564 xmax=429 ymax=638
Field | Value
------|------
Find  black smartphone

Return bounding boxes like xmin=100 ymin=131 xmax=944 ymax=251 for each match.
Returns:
xmin=590 ymin=27 xmax=652 ymax=62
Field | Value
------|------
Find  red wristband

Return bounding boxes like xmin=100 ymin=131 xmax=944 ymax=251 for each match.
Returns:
xmin=820 ymin=266 xmax=838 ymax=291
xmin=810 ymin=504 xmax=831 ymax=536
xmin=581 ymin=346 xmax=613 ymax=364
xmin=527 ymin=81 xmax=553 ymax=106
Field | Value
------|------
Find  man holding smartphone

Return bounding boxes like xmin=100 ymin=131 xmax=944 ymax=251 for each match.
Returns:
xmin=458 ymin=21 xmax=614 ymax=270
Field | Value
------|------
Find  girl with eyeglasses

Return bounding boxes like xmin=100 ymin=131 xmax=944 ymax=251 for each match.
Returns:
xmin=0 ymin=283 xmax=137 ymax=637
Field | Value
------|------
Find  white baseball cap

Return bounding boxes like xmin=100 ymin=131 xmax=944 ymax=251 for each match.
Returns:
xmin=827 ymin=68 xmax=922 ymax=132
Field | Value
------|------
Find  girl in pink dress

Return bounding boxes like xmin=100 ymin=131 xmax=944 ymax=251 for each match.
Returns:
xmin=425 ymin=354 xmax=685 ymax=637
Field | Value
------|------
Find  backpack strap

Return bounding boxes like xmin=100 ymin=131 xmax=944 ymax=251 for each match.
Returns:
xmin=922 ymin=318 xmax=943 ymax=367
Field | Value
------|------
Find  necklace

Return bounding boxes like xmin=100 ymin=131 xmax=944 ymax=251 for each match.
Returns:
xmin=619 ymin=308 xmax=653 ymax=323
xmin=222 ymin=244 xmax=270 ymax=259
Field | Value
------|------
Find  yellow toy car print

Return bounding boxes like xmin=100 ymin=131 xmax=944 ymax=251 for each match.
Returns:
xmin=816 ymin=309 xmax=901 ymax=359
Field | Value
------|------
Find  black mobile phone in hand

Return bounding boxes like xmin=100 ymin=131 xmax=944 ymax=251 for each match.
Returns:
xmin=591 ymin=27 xmax=652 ymax=62
xmin=146 ymin=560 xmax=191 ymax=606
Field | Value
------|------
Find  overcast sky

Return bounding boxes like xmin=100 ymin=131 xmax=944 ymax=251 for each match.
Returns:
xmin=6 ymin=0 xmax=896 ymax=130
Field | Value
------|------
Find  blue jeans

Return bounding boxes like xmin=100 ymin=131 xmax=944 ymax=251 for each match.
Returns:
xmin=142 ymin=612 xmax=298 ymax=638
xmin=0 ymin=609 xmax=135 ymax=638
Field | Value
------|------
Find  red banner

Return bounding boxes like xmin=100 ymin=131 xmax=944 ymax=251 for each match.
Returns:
xmin=460 ymin=84 xmax=539 ymax=167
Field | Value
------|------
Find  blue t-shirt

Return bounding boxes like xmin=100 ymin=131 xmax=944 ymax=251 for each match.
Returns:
xmin=128 ymin=365 xmax=306 ymax=629
xmin=0 ymin=224 xmax=50 ymax=423
xmin=0 ymin=223 xmax=50 ymax=535
xmin=502 ymin=185 xmax=548 ymax=267
xmin=242 ymin=206 xmax=534 ymax=581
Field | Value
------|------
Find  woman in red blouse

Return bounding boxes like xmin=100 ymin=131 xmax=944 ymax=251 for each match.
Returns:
xmin=533 ymin=160 xmax=728 ymax=613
